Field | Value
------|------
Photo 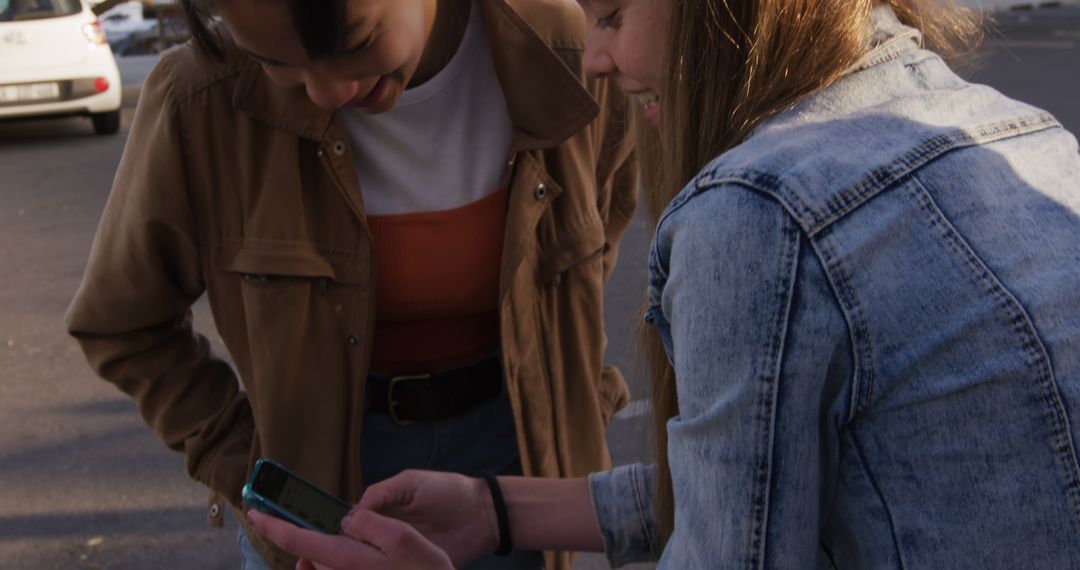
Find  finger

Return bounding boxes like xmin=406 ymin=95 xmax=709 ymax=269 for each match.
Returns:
xmin=248 ymin=511 xmax=337 ymax=560
xmin=295 ymin=560 xmax=316 ymax=570
xmin=248 ymin=510 xmax=381 ymax=569
xmin=356 ymin=476 xmax=410 ymax=513
xmin=339 ymin=509 xmax=424 ymax=556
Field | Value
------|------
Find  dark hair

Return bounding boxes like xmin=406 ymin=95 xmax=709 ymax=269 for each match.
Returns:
xmin=180 ymin=0 xmax=349 ymax=61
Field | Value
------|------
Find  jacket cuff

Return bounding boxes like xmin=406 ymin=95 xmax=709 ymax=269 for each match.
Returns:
xmin=588 ymin=463 xmax=660 ymax=567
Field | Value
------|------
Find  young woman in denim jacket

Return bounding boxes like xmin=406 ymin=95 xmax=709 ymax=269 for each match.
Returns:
xmin=248 ymin=0 xmax=1080 ymax=567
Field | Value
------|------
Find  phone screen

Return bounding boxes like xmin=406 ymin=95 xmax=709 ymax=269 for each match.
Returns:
xmin=247 ymin=459 xmax=350 ymax=534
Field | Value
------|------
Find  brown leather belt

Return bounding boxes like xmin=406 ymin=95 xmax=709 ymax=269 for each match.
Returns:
xmin=365 ymin=356 xmax=504 ymax=426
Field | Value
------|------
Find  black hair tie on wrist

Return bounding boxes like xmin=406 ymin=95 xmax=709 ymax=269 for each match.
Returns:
xmin=480 ymin=471 xmax=513 ymax=556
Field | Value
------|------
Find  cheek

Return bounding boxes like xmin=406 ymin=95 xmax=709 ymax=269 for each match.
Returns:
xmin=627 ymin=43 xmax=663 ymax=85
xmin=380 ymin=6 xmax=428 ymax=68
xmin=367 ymin=32 xmax=420 ymax=74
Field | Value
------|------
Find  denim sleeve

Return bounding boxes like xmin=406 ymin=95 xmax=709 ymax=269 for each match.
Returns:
xmin=588 ymin=463 xmax=660 ymax=567
xmin=648 ymin=181 xmax=820 ymax=568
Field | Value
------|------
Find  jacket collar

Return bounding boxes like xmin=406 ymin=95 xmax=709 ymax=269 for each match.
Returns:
xmin=232 ymin=0 xmax=599 ymax=150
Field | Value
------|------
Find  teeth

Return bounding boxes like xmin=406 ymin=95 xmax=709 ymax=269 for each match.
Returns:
xmin=634 ymin=91 xmax=659 ymax=107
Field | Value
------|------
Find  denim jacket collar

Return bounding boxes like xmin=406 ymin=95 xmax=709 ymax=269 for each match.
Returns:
xmin=846 ymin=5 xmax=924 ymax=74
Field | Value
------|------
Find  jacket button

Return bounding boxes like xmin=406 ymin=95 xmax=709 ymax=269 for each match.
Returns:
xmin=209 ymin=503 xmax=221 ymax=518
xmin=332 ymin=140 xmax=347 ymax=156
xmin=347 ymin=335 xmax=358 ymax=346
xmin=533 ymin=183 xmax=547 ymax=201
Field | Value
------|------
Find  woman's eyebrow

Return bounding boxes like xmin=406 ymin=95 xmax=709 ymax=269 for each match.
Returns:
xmin=236 ymin=46 xmax=287 ymax=67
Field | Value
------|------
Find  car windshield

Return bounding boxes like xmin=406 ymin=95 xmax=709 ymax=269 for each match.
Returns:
xmin=0 ymin=0 xmax=82 ymax=22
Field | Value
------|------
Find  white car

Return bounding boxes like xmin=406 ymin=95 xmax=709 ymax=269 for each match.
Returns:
xmin=0 ymin=0 xmax=123 ymax=135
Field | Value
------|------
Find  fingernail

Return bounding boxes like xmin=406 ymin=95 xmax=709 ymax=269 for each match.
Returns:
xmin=247 ymin=510 xmax=257 ymax=524
xmin=340 ymin=514 xmax=351 ymax=528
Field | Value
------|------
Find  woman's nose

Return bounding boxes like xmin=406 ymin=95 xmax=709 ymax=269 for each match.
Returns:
xmin=303 ymin=69 xmax=360 ymax=110
xmin=582 ymin=37 xmax=616 ymax=79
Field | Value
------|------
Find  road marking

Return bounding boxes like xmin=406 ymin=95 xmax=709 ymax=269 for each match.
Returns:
xmin=988 ymin=39 xmax=1077 ymax=49
xmin=615 ymin=399 xmax=652 ymax=420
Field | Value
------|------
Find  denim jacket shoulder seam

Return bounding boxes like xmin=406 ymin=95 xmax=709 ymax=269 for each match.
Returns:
xmin=805 ymin=113 xmax=1062 ymax=235
xmin=687 ymin=115 xmax=1062 ymax=238
xmin=652 ymin=174 xmax=804 ymax=280
xmin=688 ymin=169 xmax=818 ymax=235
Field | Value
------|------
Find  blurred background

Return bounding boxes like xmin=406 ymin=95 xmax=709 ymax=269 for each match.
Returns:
xmin=1 ymin=0 xmax=1078 ymax=568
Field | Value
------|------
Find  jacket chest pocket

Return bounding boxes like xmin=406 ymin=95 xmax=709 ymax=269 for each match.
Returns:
xmin=216 ymin=245 xmax=368 ymax=409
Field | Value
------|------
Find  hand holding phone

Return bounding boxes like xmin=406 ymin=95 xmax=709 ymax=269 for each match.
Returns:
xmin=242 ymin=458 xmax=351 ymax=534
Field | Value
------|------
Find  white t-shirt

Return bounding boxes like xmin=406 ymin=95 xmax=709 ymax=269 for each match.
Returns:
xmin=342 ymin=0 xmax=513 ymax=216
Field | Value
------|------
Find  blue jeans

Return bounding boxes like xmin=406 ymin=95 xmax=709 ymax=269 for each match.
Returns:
xmin=239 ymin=392 xmax=545 ymax=569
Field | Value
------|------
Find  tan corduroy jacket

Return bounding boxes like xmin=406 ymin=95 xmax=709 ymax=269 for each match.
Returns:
xmin=66 ymin=1 xmax=637 ymax=568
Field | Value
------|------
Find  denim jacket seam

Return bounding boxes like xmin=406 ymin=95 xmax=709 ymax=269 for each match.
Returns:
xmin=848 ymin=30 xmax=923 ymax=73
xmin=660 ymin=175 xmax=875 ymax=420
xmin=693 ymin=168 xmax=825 ymax=237
xmin=629 ymin=464 xmax=661 ymax=560
xmin=905 ymin=175 xmax=1080 ymax=525
xmin=806 ymin=114 xmax=1061 ymax=235
xmin=810 ymin=231 xmax=876 ymax=419
xmin=746 ymin=216 xmax=803 ymax=569
xmin=849 ymin=428 xmax=908 ymax=569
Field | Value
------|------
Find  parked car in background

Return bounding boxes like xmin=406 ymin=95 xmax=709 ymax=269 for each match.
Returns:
xmin=97 ymin=0 xmax=155 ymax=52
xmin=0 ymin=0 xmax=123 ymax=135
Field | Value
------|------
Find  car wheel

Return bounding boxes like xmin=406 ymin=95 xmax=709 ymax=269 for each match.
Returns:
xmin=92 ymin=110 xmax=121 ymax=135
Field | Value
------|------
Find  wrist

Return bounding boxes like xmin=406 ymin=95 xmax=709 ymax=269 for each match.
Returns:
xmin=479 ymin=472 xmax=513 ymax=556
xmin=471 ymin=475 xmax=502 ymax=556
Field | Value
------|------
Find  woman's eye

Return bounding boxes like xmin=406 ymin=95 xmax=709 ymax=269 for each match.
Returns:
xmin=251 ymin=56 xmax=283 ymax=69
xmin=595 ymin=9 xmax=620 ymax=30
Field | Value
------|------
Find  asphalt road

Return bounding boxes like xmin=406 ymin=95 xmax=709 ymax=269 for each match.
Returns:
xmin=1 ymin=8 xmax=1077 ymax=569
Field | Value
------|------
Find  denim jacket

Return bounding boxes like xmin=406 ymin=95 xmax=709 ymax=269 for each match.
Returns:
xmin=589 ymin=7 xmax=1080 ymax=569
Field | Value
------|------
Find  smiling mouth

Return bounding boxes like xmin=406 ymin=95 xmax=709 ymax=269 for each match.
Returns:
xmin=352 ymin=75 xmax=390 ymax=108
xmin=632 ymin=90 xmax=659 ymax=110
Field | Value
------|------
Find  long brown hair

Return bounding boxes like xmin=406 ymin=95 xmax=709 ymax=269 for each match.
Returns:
xmin=644 ymin=0 xmax=982 ymax=544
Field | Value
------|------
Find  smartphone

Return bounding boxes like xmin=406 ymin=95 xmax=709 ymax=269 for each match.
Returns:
xmin=242 ymin=458 xmax=351 ymax=534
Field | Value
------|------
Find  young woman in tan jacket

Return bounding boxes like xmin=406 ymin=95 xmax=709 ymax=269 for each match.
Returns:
xmin=65 ymin=1 xmax=638 ymax=568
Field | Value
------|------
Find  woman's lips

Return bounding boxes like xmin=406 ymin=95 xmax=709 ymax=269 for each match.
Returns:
xmin=352 ymin=76 xmax=390 ymax=109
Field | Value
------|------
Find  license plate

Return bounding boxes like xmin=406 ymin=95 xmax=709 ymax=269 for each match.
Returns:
xmin=0 ymin=82 xmax=60 ymax=103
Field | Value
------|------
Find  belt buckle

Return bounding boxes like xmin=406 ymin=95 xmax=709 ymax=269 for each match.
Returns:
xmin=387 ymin=373 xmax=431 ymax=427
